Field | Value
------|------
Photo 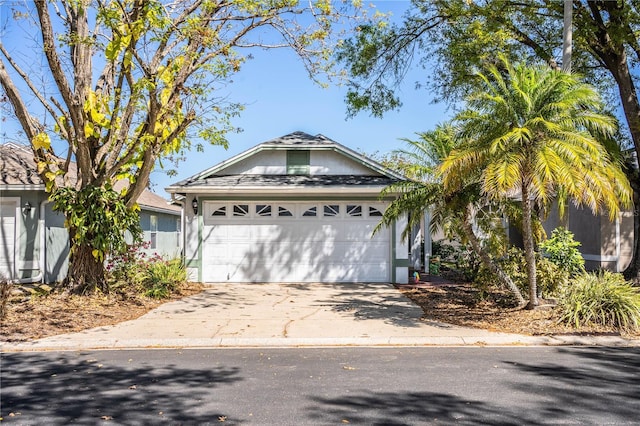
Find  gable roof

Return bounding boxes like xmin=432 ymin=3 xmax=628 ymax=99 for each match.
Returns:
xmin=167 ymin=131 xmax=405 ymax=194
xmin=0 ymin=143 xmax=179 ymax=215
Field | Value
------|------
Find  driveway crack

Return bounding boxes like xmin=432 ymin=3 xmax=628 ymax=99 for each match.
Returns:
xmin=283 ymin=307 xmax=322 ymax=337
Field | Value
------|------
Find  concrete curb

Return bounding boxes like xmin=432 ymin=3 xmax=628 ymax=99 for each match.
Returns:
xmin=3 ymin=335 xmax=640 ymax=352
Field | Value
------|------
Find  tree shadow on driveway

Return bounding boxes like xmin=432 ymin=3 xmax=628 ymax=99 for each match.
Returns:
xmin=311 ymin=282 xmax=428 ymax=328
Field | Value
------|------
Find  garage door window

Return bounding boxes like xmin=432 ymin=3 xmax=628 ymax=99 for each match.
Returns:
xmin=256 ymin=204 xmax=272 ymax=217
xmin=212 ymin=206 xmax=226 ymax=217
xmin=323 ymin=204 xmax=340 ymax=217
xmin=303 ymin=206 xmax=317 ymax=217
xmin=233 ymin=204 xmax=249 ymax=217
xmin=278 ymin=206 xmax=293 ymax=217
xmin=347 ymin=205 xmax=362 ymax=217
xmin=369 ymin=206 xmax=383 ymax=217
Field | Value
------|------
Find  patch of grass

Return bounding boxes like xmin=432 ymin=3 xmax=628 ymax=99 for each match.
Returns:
xmin=558 ymin=271 xmax=640 ymax=331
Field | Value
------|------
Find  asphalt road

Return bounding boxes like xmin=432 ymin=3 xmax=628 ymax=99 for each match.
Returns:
xmin=2 ymin=347 xmax=639 ymax=425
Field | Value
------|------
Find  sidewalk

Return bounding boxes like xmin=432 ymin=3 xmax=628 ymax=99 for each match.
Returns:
xmin=2 ymin=282 xmax=638 ymax=351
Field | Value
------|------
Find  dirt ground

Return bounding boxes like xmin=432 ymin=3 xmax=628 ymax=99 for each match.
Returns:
xmin=0 ymin=283 xmax=203 ymax=342
xmin=399 ymin=283 xmax=640 ymax=340
xmin=1 ymin=281 xmax=638 ymax=342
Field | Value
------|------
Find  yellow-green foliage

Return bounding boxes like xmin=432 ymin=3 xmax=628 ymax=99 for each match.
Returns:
xmin=474 ymin=247 xmax=568 ymax=298
xmin=558 ymin=271 xmax=640 ymax=331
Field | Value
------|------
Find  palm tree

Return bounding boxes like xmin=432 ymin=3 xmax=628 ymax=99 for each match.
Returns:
xmin=375 ymin=123 xmax=527 ymax=305
xmin=441 ymin=59 xmax=631 ymax=309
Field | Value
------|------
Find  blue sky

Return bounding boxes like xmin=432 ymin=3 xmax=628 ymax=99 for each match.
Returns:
xmin=0 ymin=1 xmax=451 ymax=195
xmin=150 ymin=0 xmax=450 ymax=193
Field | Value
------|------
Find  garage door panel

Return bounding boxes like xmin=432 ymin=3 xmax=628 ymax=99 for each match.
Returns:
xmin=202 ymin=202 xmax=391 ymax=283
xmin=251 ymin=224 xmax=283 ymax=240
xmin=341 ymin=243 xmax=388 ymax=262
xmin=342 ymin=222 xmax=375 ymax=240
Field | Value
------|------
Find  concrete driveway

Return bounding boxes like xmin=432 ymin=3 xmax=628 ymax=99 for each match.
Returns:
xmin=3 ymin=282 xmax=634 ymax=351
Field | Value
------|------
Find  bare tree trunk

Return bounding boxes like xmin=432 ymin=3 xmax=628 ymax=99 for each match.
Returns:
xmin=562 ymin=0 xmax=572 ymax=72
xmin=521 ymin=183 xmax=538 ymax=309
xmin=462 ymin=204 xmax=526 ymax=307
xmin=64 ymin=230 xmax=107 ymax=294
xmin=623 ymin=177 xmax=640 ymax=283
xmin=586 ymin=7 xmax=640 ymax=282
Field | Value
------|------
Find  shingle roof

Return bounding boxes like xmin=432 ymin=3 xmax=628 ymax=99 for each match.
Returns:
xmin=169 ymin=131 xmax=406 ymax=190
xmin=0 ymin=143 xmax=179 ymax=214
xmin=1 ymin=143 xmax=53 ymax=186
xmin=180 ymin=174 xmax=400 ymax=188
xmin=262 ymin=131 xmax=335 ymax=146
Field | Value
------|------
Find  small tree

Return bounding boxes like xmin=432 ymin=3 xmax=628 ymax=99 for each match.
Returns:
xmin=441 ymin=59 xmax=631 ymax=309
xmin=0 ymin=0 xmax=362 ymax=293
xmin=539 ymin=227 xmax=585 ymax=277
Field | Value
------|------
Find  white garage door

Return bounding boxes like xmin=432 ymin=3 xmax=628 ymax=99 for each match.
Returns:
xmin=0 ymin=200 xmax=17 ymax=280
xmin=202 ymin=202 xmax=390 ymax=283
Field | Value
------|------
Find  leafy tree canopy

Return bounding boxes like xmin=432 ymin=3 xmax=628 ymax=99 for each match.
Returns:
xmin=0 ymin=0 xmax=368 ymax=291
xmin=337 ymin=0 xmax=640 ymax=280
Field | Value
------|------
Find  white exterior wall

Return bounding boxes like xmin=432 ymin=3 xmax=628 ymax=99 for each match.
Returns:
xmin=310 ymin=151 xmax=374 ymax=175
xmin=395 ymin=214 xmax=409 ymax=284
xmin=215 ymin=150 xmax=377 ymax=176
xmin=184 ymin=203 xmax=200 ymax=281
xmin=221 ymin=151 xmax=287 ymax=175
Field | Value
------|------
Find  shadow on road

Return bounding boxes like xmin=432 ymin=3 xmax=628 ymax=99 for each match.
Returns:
xmin=505 ymin=346 xmax=640 ymax=420
xmin=307 ymin=391 xmax=530 ymax=425
xmin=1 ymin=352 xmax=243 ymax=424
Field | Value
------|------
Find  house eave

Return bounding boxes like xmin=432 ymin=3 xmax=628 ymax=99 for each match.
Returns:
xmin=166 ymin=186 xmax=394 ymax=196
xmin=0 ymin=184 xmax=46 ymax=192
xmin=139 ymin=205 xmax=181 ymax=215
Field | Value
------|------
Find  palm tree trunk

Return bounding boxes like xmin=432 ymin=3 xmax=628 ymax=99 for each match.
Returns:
xmin=462 ymin=204 xmax=526 ymax=307
xmin=521 ymin=184 xmax=538 ymax=309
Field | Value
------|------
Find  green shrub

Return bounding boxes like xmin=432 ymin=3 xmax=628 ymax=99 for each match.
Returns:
xmin=474 ymin=247 xmax=568 ymax=298
xmin=539 ymin=227 xmax=585 ymax=277
xmin=143 ymin=258 xmax=186 ymax=299
xmin=106 ymin=242 xmax=186 ymax=299
xmin=558 ymin=271 xmax=640 ymax=330
xmin=431 ymin=240 xmax=480 ymax=281
xmin=432 ymin=240 xmax=457 ymax=260
xmin=429 ymin=259 xmax=440 ymax=275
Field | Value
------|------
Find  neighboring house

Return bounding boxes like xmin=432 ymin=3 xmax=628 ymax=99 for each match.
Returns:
xmin=503 ymin=200 xmax=634 ymax=273
xmin=539 ymin=205 xmax=634 ymax=272
xmin=0 ymin=143 xmax=181 ymax=284
xmin=166 ymin=131 xmax=411 ymax=284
